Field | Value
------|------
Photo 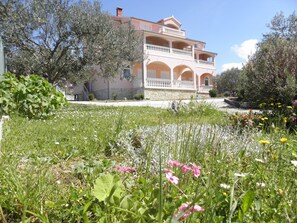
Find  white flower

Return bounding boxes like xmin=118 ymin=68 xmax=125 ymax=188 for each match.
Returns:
xmin=255 ymin=158 xmax=265 ymax=163
xmin=291 ymin=160 xmax=297 ymax=167
xmin=55 ymin=141 xmax=60 ymax=145
xmin=256 ymin=182 xmax=266 ymax=187
xmin=234 ymin=173 xmax=252 ymax=177
xmin=220 ymin=183 xmax=231 ymax=189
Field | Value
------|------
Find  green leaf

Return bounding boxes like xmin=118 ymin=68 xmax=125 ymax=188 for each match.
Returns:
xmin=93 ymin=174 xmax=124 ymax=202
xmin=242 ymin=190 xmax=255 ymax=213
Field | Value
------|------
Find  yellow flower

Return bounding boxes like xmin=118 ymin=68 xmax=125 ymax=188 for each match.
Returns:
xmin=259 ymin=140 xmax=270 ymax=145
xmin=280 ymin=138 xmax=288 ymax=143
xmin=283 ymin=117 xmax=287 ymax=123
xmin=223 ymin=192 xmax=227 ymax=196
xmin=287 ymin=106 xmax=293 ymax=109
xmin=278 ymin=189 xmax=284 ymax=195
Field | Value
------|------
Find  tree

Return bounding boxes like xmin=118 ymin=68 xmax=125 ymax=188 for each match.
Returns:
xmin=0 ymin=0 xmax=143 ymax=84
xmin=240 ymin=12 xmax=297 ymax=105
xmin=216 ymin=68 xmax=241 ymax=96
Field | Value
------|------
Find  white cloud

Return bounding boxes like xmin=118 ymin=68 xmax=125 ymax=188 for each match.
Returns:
xmin=231 ymin=39 xmax=258 ymax=61
xmin=221 ymin=63 xmax=243 ymax=72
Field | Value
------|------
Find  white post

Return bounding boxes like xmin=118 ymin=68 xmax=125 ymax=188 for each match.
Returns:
xmin=170 ymin=67 xmax=174 ymax=88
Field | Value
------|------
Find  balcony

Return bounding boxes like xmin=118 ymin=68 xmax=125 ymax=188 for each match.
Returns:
xmin=146 ymin=78 xmax=194 ymax=89
xmin=146 ymin=44 xmax=192 ymax=58
xmin=159 ymin=26 xmax=186 ymax=38
xmin=196 ymin=60 xmax=215 ymax=68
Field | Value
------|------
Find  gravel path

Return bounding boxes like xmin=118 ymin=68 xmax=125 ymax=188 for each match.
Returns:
xmin=70 ymin=98 xmax=256 ymax=114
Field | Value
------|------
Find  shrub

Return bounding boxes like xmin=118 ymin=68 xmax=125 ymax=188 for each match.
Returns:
xmin=133 ymin=93 xmax=144 ymax=100
xmin=0 ymin=73 xmax=67 ymax=118
xmin=88 ymin=92 xmax=95 ymax=101
xmin=209 ymin=89 xmax=217 ymax=97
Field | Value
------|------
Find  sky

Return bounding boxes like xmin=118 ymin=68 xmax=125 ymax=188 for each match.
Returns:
xmin=99 ymin=0 xmax=296 ymax=73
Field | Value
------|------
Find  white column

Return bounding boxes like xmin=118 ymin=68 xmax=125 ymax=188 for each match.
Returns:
xmin=193 ymin=72 xmax=197 ymax=90
xmin=170 ymin=67 xmax=174 ymax=88
xmin=192 ymin=45 xmax=195 ymax=58
xmin=169 ymin=41 xmax=173 ymax=53
xmin=143 ymin=61 xmax=147 ymax=87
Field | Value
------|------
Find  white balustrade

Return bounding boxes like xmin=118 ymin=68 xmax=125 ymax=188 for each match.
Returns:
xmin=146 ymin=44 xmax=170 ymax=53
xmin=197 ymin=60 xmax=214 ymax=66
xmin=172 ymin=48 xmax=192 ymax=57
xmin=146 ymin=78 xmax=171 ymax=88
xmin=160 ymin=27 xmax=186 ymax=37
xmin=173 ymin=80 xmax=194 ymax=89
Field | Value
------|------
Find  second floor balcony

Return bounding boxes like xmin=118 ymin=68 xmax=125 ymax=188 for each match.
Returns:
xmin=146 ymin=43 xmax=192 ymax=58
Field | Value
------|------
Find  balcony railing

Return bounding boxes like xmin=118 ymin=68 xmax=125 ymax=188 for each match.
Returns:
xmin=159 ymin=26 xmax=186 ymax=38
xmin=146 ymin=78 xmax=195 ymax=89
xmin=146 ymin=78 xmax=171 ymax=88
xmin=172 ymin=48 xmax=192 ymax=56
xmin=146 ymin=44 xmax=192 ymax=58
xmin=173 ymin=80 xmax=194 ymax=89
xmin=146 ymin=44 xmax=170 ymax=53
xmin=197 ymin=60 xmax=215 ymax=66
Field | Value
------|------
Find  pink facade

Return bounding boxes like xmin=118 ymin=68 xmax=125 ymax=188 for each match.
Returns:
xmin=74 ymin=8 xmax=217 ymax=100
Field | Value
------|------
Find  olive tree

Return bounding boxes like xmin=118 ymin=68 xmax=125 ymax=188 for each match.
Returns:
xmin=216 ymin=68 xmax=241 ymax=96
xmin=240 ymin=12 xmax=297 ymax=105
xmin=0 ymin=0 xmax=143 ymax=84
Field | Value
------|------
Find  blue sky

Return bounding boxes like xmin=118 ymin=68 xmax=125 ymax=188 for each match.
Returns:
xmin=100 ymin=0 xmax=296 ymax=73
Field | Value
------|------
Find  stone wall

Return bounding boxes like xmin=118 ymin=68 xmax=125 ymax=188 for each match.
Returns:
xmin=144 ymin=88 xmax=196 ymax=100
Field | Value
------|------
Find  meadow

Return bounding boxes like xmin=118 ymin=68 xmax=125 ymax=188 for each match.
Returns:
xmin=0 ymin=101 xmax=296 ymax=222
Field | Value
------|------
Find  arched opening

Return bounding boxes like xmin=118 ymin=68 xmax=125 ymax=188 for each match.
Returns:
xmin=200 ymin=73 xmax=213 ymax=86
xmin=147 ymin=61 xmax=170 ymax=79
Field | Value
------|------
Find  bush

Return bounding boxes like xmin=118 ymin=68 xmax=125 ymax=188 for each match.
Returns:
xmin=88 ymin=93 xmax=95 ymax=101
xmin=133 ymin=93 xmax=144 ymax=100
xmin=0 ymin=73 xmax=67 ymax=118
xmin=209 ymin=89 xmax=217 ymax=97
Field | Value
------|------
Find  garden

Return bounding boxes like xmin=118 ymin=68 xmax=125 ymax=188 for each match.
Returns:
xmin=1 ymin=85 xmax=297 ymax=222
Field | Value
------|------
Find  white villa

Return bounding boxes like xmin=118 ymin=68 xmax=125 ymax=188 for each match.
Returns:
xmin=74 ymin=8 xmax=217 ymax=100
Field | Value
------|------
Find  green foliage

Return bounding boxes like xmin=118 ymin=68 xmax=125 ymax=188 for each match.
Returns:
xmin=229 ymin=101 xmax=297 ymax=133
xmin=209 ymin=89 xmax=217 ymax=97
xmin=0 ymin=0 xmax=143 ymax=84
xmin=133 ymin=93 xmax=144 ymax=100
xmin=93 ymin=174 xmax=124 ymax=203
xmin=88 ymin=92 xmax=95 ymax=101
xmin=0 ymin=73 xmax=67 ymax=118
xmin=240 ymin=12 xmax=297 ymax=105
xmin=2 ymin=104 xmax=296 ymax=222
xmin=216 ymin=68 xmax=241 ymax=96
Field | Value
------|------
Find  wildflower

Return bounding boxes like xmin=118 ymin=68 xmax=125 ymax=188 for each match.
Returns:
xmin=287 ymin=106 xmax=293 ymax=109
xmin=256 ymin=182 xmax=266 ymax=187
xmin=168 ymin=160 xmax=182 ymax=167
xmin=291 ymin=160 xmax=297 ymax=167
xmin=280 ymin=138 xmax=288 ymax=143
xmin=220 ymin=183 xmax=231 ymax=189
xmin=283 ymin=117 xmax=287 ymax=123
xmin=191 ymin=163 xmax=202 ymax=177
xmin=165 ymin=172 xmax=179 ymax=185
xmin=259 ymin=140 xmax=270 ymax=145
xmin=234 ymin=173 xmax=251 ymax=177
xmin=164 ymin=168 xmax=173 ymax=174
xmin=181 ymin=165 xmax=191 ymax=173
xmin=293 ymin=100 xmax=297 ymax=108
xmin=113 ymin=166 xmax=136 ymax=173
xmin=55 ymin=141 xmax=60 ymax=145
xmin=223 ymin=192 xmax=227 ymax=196
xmin=277 ymin=188 xmax=284 ymax=195
xmin=175 ymin=202 xmax=204 ymax=220
xmin=255 ymin=158 xmax=265 ymax=163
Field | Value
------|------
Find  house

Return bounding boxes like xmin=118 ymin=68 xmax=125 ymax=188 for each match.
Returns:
xmin=74 ymin=8 xmax=216 ymax=100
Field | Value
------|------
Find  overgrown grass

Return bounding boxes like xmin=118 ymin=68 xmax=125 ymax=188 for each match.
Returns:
xmin=0 ymin=102 xmax=296 ymax=222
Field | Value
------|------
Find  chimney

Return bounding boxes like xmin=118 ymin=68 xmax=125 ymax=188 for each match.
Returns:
xmin=116 ymin=7 xmax=123 ymax=17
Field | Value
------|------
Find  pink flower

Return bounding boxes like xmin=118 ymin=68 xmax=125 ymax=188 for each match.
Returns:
xmin=293 ymin=100 xmax=297 ymax=108
xmin=168 ymin=160 xmax=182 ymax=167
xmin=191 ymin=163 xmax=202 ymax=177
xmin=176 ymin=202 xmax=204 ymax=219
xmin=181 ymin=165 xmax=191 ymax=173
xmin=165 ymin=172 xmax=179 ymax=184
xmin=113 ymin=166 xmax=136 ymax=173
xmin=164 ymin=168 xmax=174 ymax=174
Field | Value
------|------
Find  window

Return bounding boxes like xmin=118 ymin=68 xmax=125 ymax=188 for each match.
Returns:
xmin=121 ymin=66 xmax=132 ymax=81
xmin=204 ymin=77 xmax=209 ymax=86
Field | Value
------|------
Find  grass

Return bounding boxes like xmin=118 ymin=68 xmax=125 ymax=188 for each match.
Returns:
xmin=0 ymin=102 xmax=296 ymax=222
